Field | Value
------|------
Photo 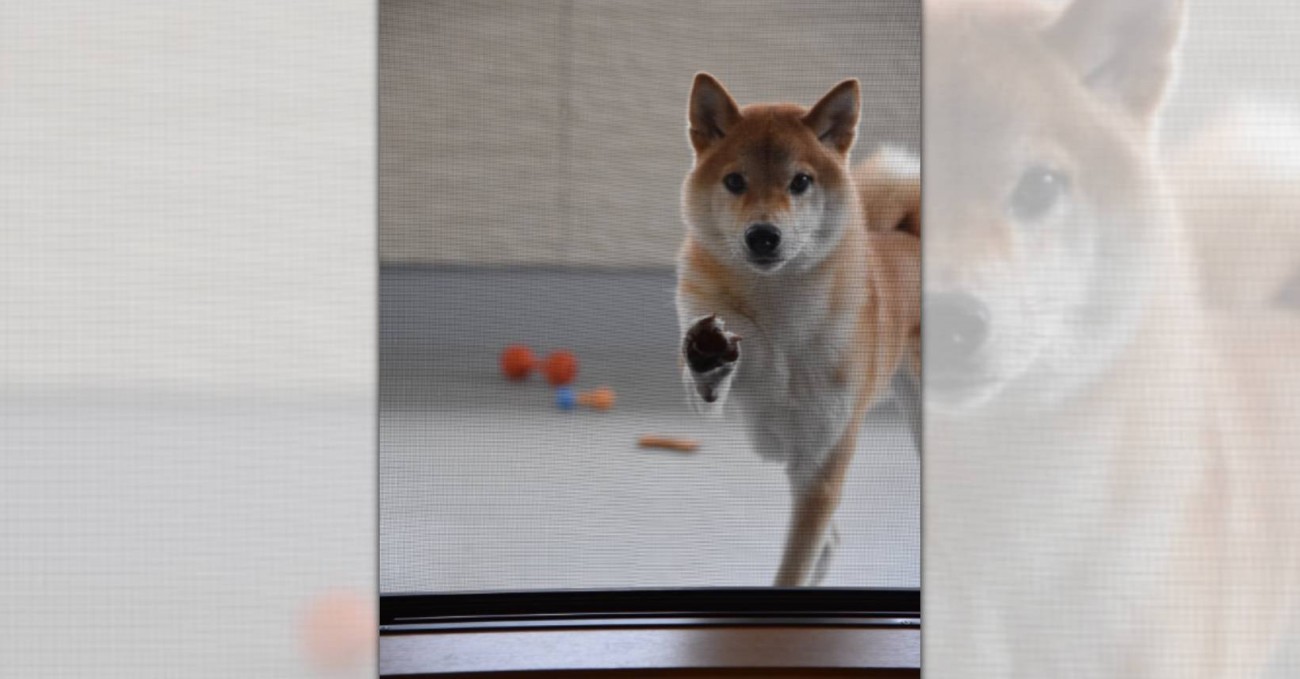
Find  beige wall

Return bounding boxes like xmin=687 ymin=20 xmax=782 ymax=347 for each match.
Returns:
xmin=380 ymin=0 xmax=919 ymax=268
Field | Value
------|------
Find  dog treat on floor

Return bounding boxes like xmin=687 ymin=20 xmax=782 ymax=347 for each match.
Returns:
xmin=637 ymin=435 xmax=699 ymax=452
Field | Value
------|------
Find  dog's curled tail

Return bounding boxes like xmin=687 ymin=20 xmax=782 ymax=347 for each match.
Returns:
xmin=853 ymin=145 xmax=920 ymax=238
xmin=854 ymin=145 xmax=923 ymax=410
xmin=1170 ymin=99 xmax=1300 ymax=311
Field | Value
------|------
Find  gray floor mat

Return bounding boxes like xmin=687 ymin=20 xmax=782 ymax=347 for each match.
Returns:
xmin=380 ymin=266 xmax=920 ymax=592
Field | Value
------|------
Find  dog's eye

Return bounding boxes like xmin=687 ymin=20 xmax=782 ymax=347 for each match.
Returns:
xmin=723 ymin=173 xmax=747 ymax=195
xmin=1010 ymin=166 xmax=1068 ymax=221
xmin=789 ymin=173 xmax=813 ymax=195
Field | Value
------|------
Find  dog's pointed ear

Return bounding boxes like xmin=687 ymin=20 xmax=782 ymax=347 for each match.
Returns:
xmin=688 ymin=73 xmax=742 ymax=155
xmin=803 ymin=79 xmax=860 ymax=155
xmin=1045 ymin=0 xmax=1185 ymax=121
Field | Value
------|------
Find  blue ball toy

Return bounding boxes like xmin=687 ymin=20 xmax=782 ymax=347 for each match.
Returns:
xmin=555 ymin=386 xmax=576 ymax=411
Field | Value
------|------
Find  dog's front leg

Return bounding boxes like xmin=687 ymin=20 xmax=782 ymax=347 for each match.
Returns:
xmin=774 ymin=419 xmax=861 ymax=587
xmin=680 ymin=314 xmax=742 ymax=413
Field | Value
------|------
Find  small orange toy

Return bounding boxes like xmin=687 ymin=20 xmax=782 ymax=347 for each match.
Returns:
xmin=577 ymin=386 xmax=616 ymax=411
xmin=542 ymin=350 xmax=579 ymax=386
xmin=500 ymin=345 xmax=536 ymax=381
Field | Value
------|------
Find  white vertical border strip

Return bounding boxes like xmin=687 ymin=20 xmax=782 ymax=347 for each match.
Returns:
xmin=0 ymin=2 xmax=377 ymax=676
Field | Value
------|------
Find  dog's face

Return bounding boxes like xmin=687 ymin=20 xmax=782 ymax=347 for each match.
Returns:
xmin=682 ymin=75 xmax=861 ymax=275
xmin=924 ymin=0 xmax=1186 ymax=412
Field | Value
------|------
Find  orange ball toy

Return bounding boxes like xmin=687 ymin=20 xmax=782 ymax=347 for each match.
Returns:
xmin=542 ymin=350 xmax=579 ymax=386
xmin=500 ymin=345 xmax=536 ymax=381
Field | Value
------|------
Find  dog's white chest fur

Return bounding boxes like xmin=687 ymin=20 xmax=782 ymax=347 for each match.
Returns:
xmin=730 ymin=279 xmax=858 ymax=474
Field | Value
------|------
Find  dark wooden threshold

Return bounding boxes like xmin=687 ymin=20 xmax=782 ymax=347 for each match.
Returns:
xmin=426 ymin=665 xmax=915 ymax=671
xmin=381 ymin=625 xmax=919 ymax=676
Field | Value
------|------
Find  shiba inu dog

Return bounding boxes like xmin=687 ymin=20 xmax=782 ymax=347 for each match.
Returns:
xmin=925 ymin=0 xmax=1300 ymax=676
xmin=675 ymin=73 xmax=920 ymax=587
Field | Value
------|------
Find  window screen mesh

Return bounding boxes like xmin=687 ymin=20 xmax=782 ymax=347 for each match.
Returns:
xmin=380 ymin=0 xmax=920 ymax=592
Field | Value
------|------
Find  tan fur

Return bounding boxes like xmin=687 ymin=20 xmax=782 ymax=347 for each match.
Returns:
xmin=677 ymin=73 xmax=919 ymax=586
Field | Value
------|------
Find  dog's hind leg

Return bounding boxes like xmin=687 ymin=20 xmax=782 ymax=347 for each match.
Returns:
xmin=809 ymin=522 xmax=841 ymax=586
xmin=891 ymin=368 xmax=922 ymax=454
xmin=774 ymin=420 xmax=860 ymax=587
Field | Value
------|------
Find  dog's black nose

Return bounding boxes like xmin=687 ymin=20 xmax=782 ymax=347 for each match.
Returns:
xmin=926 ymin=292 xmax=990 ymax=370
xmin=744 ymin=223 xmax=782 ymax=258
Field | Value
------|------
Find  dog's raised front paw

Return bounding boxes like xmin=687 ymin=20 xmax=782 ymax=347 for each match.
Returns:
xmin=683 ymin=314 xmax=741 ymax=373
